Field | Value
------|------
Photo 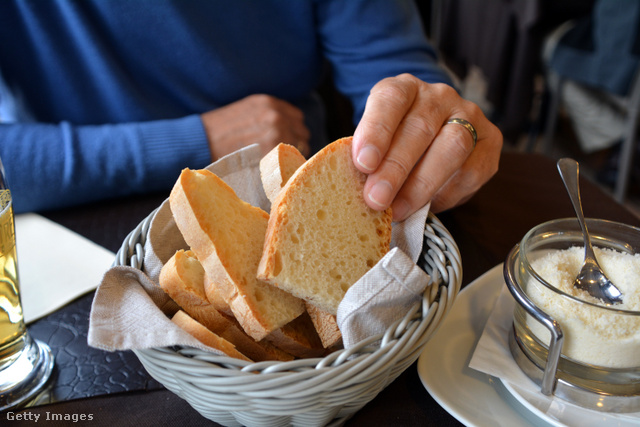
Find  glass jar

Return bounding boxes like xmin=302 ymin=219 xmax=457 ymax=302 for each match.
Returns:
xmin=504 ymin=218 xmax=640 ymax=413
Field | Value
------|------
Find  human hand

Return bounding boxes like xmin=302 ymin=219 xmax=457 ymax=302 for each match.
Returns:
xmin=201 ymin=94 xmax=311 ymax=160
xmin=352 ymin=74 xmax=503 ymax=221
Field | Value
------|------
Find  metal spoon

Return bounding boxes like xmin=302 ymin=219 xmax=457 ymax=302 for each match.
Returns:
xmin=557 ymin=158 xmax=623 ymax=305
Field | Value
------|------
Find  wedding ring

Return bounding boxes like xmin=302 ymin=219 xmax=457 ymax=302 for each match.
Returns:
xmin=447 ymin=118 xmax=477 ymax=149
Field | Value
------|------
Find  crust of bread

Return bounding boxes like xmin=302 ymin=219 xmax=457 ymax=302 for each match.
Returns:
xmin=171 ymin=310 xmax=251 ymax=361
xmin=264 ymin=311 xmax=326 ymax=358
xmin=160 ymin=249 xmax=224 ymax=328
xmin=260 ymin=143 xmax=306 ymax=203
xmin=160 ymin=249 xmax=294 ymax=361
xmin=306 ymin=302 xmax=342 ymax=349
xmin=257 ymin=137 xmax=393 ymax=314
xmin=203 ymin=273 xmax=234 ymax=317
xmin=169 ymin=168 xmax=305 ymax=341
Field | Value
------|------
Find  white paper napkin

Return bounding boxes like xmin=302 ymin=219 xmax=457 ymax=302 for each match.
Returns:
xmin=468 ymin=286 xmax=539 ymax=386
xmin=89 ymin=144 xmax=431 ymax=354
xmin=15 ymin=213 xmax=115 ymax=323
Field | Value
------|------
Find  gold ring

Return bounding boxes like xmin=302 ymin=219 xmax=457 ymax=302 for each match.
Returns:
xmin=447 ymin=118 xmax=477 ymax=148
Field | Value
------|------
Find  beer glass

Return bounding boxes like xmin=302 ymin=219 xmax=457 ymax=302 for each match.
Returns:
xmin=0 ymin=156 xmax=54 ymax=410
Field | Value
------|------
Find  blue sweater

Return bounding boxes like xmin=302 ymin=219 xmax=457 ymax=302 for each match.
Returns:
xmin=0 ymin=0 xmax=451 ymax=213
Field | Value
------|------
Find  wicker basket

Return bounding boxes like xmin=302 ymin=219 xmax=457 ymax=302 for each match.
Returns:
xmin=115 ymin=210 xmax=462 ymax=427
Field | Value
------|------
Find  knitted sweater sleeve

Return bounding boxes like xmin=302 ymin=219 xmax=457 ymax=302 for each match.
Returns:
xmin=315 ymin=0 xmax=454 ymax=124
xmin=0 ymin=115 xmax=211 ymax=213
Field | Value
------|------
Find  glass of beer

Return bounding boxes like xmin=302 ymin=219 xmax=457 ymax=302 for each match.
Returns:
xmin=0 ymin=156 xmax=54 ymax=411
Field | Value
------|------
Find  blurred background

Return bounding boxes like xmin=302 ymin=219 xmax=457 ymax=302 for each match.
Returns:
xmin=416 ymin=0 xmax=640 ymax=216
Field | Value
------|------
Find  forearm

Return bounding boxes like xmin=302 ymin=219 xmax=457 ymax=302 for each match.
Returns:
xmin=0 ymin=115 xmax=211 ymax=213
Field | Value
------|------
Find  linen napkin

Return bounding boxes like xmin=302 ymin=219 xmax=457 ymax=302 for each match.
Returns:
xmin=16 ymin=213 xmax=115 ymax=323
xmin=89 ymin=144 xmax=431 ymax=354
xmin=337 ymin=247 xmax=429 ymax=348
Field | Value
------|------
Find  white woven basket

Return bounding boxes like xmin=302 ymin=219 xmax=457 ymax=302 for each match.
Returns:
xmin=115 ymin=210 xmax=462 ymax=427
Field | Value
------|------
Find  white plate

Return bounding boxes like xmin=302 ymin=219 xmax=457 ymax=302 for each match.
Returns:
xmin=418 ymin=264 xmax=640 ymax=427
xmin=501 ymin=372 xmax=640 ymax=427
xmin=417 ymin=265 xmax=548 ymax=426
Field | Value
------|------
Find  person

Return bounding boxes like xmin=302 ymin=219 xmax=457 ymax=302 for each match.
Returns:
xmin=0 ymin=0 xmax=502 ymax=221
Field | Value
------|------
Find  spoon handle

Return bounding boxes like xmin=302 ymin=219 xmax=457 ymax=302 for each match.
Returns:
xmin=556 ymin=158 xmax=597 ymax=259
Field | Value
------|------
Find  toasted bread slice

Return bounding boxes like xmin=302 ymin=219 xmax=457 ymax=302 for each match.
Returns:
xmin=306 ymin=302 xmax=342 ymax=349
xmin=257 ymin=137 xmax=393 ymax=314
xmin=171 ymin=310 xmax=251 ymax=361
xmin=159 ymin=249 xmax=293 ymax=362
xmin=169 ymin=168 xmax=305 ymax=341
xmin=260 ymin=143 xmax=306 ymax=203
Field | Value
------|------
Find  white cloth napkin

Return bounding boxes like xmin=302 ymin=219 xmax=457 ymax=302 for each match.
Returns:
xmin=15 ymin=213 xmax=115 ymax=323
xmin=88 ymin=144 xmax=431 ymax=354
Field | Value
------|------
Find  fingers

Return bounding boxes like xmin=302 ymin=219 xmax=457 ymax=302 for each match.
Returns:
xmin=352 ymin=74 xmax=420 ymax=173
xmin=394 ymin=123 xmax=501 ymax=217
xmin=386 ymin=126 xmax=473 ymax=219
xmin=353 ymin=75 xmax=502 ymax=220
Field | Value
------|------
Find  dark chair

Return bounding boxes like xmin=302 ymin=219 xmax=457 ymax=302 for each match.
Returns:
xmin=538 ymin=0 xmax=640 ymax=202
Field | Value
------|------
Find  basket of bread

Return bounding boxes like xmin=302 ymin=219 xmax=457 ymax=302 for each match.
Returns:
xmin=91 ymin=136 xmax=462 ymax=427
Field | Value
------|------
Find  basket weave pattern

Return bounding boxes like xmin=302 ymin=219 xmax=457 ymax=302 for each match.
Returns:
xmin=115 ymin=211 xmax=462 ymax=427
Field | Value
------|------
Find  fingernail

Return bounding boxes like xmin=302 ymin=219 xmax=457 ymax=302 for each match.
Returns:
xmin=368 ymin=180 xmax=393 ymax=208
xmin=392 ymin=199 xmax=410 ymax=221
xmin=356 ymin=145 xmax=380 ymax=172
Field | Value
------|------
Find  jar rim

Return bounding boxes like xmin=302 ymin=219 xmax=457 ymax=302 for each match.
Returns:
xmin=518 ymin=217 xmax=640 ymax=316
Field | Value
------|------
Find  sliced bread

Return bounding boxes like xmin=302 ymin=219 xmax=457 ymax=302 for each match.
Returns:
xmin=257 ymin=137 xmax=393 ymax=315
xmin=259 ymin=142 xmax=343 ymax=349
xmin=169 ymin=168 xmax=305 ymax=341
xmin=306 ymin=302 xmax=342 ymax=349
xmin=203 ymin=273 xmax=234 ymax=317
xmin=171 ymin=310 xmax=251 ymax=361
xmin=260 ymin=143 xmax=306 ymax=203
xmin=159 ymin=249 xmax=220 ymax=327
xmin=265 ymin=311 xmax=326 ymax=358
xmin=203 ymin=258 xmax=325 ymax=358
xmin=159 ymin=249 xmax=293 ymax=362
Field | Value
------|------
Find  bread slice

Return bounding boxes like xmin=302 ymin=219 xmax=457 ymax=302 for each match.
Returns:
xmin=169 ymin=168 xmax=305 ymax=341
xmin=257 ymin=136 xmax=393 ymax=314
xmin=306 ymin=302 xmax=342 ymax=349
xmin=203 ymin=273 xmax=234 ymax=317
xmin=159 ymin=249 xmax=293 ymax=362
xmin=171 ymin=310 xmax=251 ymax=361
xmin=265 ymin=311 xmax=325 ymax=358
xmin=202 ymin=253 xmax=325 ymax=358
xmin=260 ymin=143 xmax=306 ymax=203
xmin=160 ymin=249 xmax=220 ymax=326
xmin=259 ymin=142 xmax=343 ymax=349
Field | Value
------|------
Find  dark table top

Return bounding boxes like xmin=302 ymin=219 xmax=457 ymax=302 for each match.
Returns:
xmin=3 ymin=150 xmax=639 ymax=426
